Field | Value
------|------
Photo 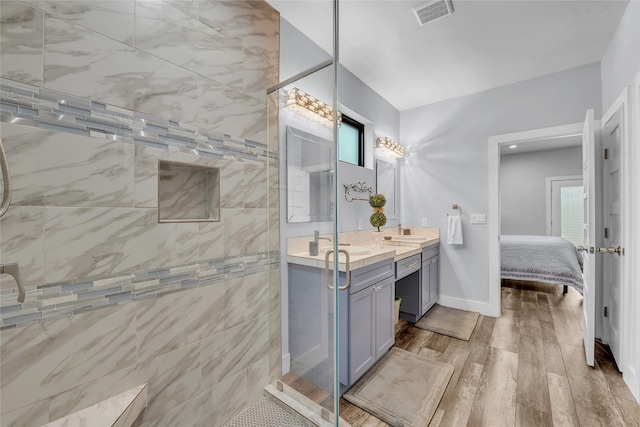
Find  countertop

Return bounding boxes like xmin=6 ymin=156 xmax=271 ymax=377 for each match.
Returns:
xmin=287 ymin=236 xmax=439 ymax=272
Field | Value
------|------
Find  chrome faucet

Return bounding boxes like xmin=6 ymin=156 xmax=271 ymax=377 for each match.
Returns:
xmin=314 ymin=230 xmax=332 ymax=243
xmin=0 ymin=262 xmax=25 ymax=303
xmin=398 ymin=224 xmax=411 ymax=235
xmin=309 ymin=230 xmax=331 ymax=256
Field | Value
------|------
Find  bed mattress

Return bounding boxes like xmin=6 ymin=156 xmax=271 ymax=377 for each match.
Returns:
xmin=500 ymin=235 xmax=584 ymax=294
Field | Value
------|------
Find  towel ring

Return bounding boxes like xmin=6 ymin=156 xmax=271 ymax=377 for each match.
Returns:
xmin=447 ymin=204 xmax=462 ymax=217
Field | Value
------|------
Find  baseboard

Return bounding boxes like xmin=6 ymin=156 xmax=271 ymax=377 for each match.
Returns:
xmin=437 ymin=295 xmax=499 ymax=317
xmin=623 ymin=365 xmax=640 ymax=403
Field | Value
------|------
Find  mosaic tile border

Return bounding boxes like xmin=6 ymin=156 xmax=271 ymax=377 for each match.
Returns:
xmin=0 ymin=78 xmax=278 ymax=164
xmin=0 ymin=252 xmax=279 ymax=329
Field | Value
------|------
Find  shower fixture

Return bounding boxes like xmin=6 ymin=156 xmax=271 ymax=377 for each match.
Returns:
xmin=0 ymin=263 xmax=25 ymax=303
xmin=0 ymin=137 xmax=11 ymax=218
xmin=0 ymin=137 xmax=24 ymax=303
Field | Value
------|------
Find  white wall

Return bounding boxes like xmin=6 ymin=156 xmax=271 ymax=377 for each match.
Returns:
xmin=500 ymin=146 xmax=582 ymax=235
xmin=600 ymin=0 xmax=640 ymax=402
xmin=601 ymin=1 xmax=640 ymax=110
xmin=400 ymin=62 xmax=602 ymax=308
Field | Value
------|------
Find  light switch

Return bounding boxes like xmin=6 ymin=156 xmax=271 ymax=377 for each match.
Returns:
xmin=422 ymin=218 xmax=428 ymax=226
xmin=358 ymin=219 xmax=363 ymax=230
xmin=470 ymin=214 xmax=486 ymax=224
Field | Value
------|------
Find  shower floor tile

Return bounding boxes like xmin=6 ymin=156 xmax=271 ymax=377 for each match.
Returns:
xmin=222 ymin=397 xmax=308 ymax=427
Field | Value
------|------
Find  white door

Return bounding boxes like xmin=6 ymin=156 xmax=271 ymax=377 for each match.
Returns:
xmin=582 ymin=109 xmax=596 ymax=367
xmin=603 ymin=108 xmax=623 ymax=367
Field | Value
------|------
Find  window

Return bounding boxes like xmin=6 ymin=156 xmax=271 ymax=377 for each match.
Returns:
xmin=560 ymin=185 xmax=584 ymax=246
xmin=338 ymin=115 xmax=364 ymax=166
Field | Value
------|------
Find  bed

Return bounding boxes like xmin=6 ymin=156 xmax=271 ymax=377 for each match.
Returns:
xmin=500 ymin=235 xmax=584 ymax=295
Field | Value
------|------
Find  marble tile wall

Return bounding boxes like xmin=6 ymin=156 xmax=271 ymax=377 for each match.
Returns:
xmin=0 ymin=0 xmax=280 ymax=426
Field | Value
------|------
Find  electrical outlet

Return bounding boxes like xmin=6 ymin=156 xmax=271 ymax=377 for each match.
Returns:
xmin=358 ymin=219 xmax=363 ymax=230
xmin=422 ymin=218 xmax=428 ymax=227
xmin=470 ymin=214 xmax=486 ymax=224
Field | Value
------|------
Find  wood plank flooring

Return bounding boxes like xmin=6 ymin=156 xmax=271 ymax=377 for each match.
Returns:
xmin=337 ymin=281 xmax=640 ymax=426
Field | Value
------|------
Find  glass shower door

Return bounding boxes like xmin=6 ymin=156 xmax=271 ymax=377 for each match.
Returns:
xmin=267 ymin=0 xmax=343 ymax=424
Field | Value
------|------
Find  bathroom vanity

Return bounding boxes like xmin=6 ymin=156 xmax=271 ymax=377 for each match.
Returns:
xmin=286 ymin=229 xmax=439 ymax=391
xmin=287 ymin=255 xmax=396 ymax=390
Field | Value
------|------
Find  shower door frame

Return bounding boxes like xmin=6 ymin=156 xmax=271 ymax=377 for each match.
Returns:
xmin=267 ymin=0 xmax=343 ymax=423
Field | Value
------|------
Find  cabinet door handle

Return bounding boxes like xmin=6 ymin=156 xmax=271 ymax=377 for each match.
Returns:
xmin=406 ymin=262 xmax=418 ymax=268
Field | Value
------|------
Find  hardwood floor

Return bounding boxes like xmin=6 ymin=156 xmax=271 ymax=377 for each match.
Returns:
xmin=338 ymin=281 xmax=640 ymax=426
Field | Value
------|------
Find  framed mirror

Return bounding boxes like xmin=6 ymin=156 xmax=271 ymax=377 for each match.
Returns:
xmin=286 ymin=126 xmax=334 ymax=223
xmin=376 ymin=159 xmax=397 ymax=220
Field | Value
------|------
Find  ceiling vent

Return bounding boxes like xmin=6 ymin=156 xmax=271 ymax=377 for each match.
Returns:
xmin=412 ymin=0 xmax=454 ymax=26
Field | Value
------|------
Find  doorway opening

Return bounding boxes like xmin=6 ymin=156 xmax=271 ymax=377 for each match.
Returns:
xmin=487 ymin=122 xmax=587 ymax=317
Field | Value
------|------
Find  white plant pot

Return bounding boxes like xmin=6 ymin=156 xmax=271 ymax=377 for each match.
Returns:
xmin=394 ymin=298 xmax=402 ymax=325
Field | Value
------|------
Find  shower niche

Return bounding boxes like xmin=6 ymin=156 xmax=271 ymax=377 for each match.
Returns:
xmin=158 ymin=160 xmax=220 ymax=223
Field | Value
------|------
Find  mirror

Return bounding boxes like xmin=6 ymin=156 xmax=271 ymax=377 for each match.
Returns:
xmin=286 ymin=126 xmax=334 ymax=223
xmin=376 ymin=159 xmax=397 ymax=220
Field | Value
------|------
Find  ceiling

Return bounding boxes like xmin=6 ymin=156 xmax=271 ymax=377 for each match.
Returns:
xmin=500 ymin=134 xmax=582 ymax=155
xmin=267 ymin=0 xmax=629 ymax=111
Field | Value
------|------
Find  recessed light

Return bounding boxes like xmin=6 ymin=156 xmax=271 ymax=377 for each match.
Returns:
xmin=509 ymin=145 xmax=517 ymax=149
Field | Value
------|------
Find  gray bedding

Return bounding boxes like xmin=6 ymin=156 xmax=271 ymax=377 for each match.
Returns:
xmin=500 ymin=235 xmax=584 ymax=294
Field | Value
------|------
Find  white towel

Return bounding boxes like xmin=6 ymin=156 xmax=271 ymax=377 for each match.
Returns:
xmin=447 ymin=215 xmax=463 ymax=245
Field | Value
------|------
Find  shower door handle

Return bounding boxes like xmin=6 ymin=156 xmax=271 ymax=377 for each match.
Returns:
xmin=324 ymin=249 xmax=351 ymax=290
xmin=337 ymin=249 xmax=351 ymax=291
xmin=325 ymin=250 xmax=334 ymax=290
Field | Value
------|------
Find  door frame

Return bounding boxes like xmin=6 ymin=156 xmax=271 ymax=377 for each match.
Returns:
xmin=488 ymin=122 xmax=586 ymax=317
xmin=631 ymin=71 xmax=640 ymax=402
xmin=545 ymin=174 xmax=583 ymax=236
xmin=602 ymin=87 xmax=632 ymax=384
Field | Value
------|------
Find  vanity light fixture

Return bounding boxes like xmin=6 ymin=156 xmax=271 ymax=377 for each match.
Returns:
xmin=376 ymin=137 xmax=405 ymax=158
xmin=284 ymin=87 xmax=341 ymax=129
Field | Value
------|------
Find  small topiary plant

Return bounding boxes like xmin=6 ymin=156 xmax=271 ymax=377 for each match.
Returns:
xmin=369 ymin=193 xmax=386 ymax=208
xmin=369 ymin=194 xmax=387 ymax=232
xmin=370 ymin=212 xmax=387 ymax=231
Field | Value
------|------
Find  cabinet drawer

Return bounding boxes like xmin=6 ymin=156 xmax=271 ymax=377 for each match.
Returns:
xmin=422 ymin=244 xmax=439 ymax=260
xmin=395 ymin=254 xmax=421 ymax=280
xmin=346 ymin=259 xmax=394 ymax=294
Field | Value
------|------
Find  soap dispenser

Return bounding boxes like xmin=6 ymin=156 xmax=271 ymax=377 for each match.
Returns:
xmin=309 ymin=240 xmax=319 ymax=256
xmin=309 ymin=230 xmax=330 ymax=256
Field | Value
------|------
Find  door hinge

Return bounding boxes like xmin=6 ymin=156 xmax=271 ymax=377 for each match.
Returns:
xmin=604 ymin=227 xmax=609 ymax=239
xmin=604 ymin=306 xmax=608 ymax=317
xmin=604 ymin=148 xmax=609 ymax=159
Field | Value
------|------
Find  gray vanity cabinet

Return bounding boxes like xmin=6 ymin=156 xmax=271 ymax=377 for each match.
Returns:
xmin=421 ymin=245 xmax=440 ymax=314
xmin=373 ymin=276 xmax=395 ymax=359
xmin=348 ymin=274 xmax=395 ymax=382
xmin=348 ymin=283 xmax=376 ymax=382
xmin=288 ymin=258 xmax=395 ymax=391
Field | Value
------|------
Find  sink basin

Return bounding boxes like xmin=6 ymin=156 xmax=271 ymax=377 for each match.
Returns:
xmin=393 ymin=235 xmax=425 ymax=241
xmin=320 ymin=246 xmax=372 ymax=256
